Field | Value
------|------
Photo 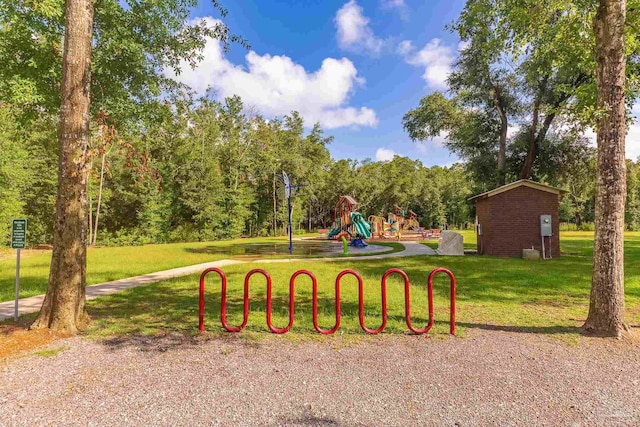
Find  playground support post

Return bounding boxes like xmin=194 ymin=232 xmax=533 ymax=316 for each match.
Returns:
xmin=287 ymin=193 xmax=293 ymax=255
xmin=276 ymin=171 xmax=304 ymax=256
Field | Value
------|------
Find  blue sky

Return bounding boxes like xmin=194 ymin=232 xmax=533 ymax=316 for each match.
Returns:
xmin=171 ymin=0 xmax=466 ymax=166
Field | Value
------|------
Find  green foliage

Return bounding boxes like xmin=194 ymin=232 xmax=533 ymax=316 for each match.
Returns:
xmin=0 ymin=0 xmax=247 ymax=120
xmin=7 ymin=0 xmax=640 ymax=250
xmin=627 ymin=160 xmax=640 ymax=230
xmin=0 ymin=0 xmax=250 ymax=246
xmin=0 ymin=108 xmax=31 ymax=245
xmin=0 ymin=87 xmax=481 ymax=247
xmin=404 ymin=0 xmax=640 ymax=187
xmin=17 ymin=77 xmax=640 ymax=246
xmin=0 ymin=107 xmax=57 ymax=245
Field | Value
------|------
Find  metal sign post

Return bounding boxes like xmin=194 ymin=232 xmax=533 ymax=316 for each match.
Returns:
xmin=11 ymin=219 xmax=27 ymax=322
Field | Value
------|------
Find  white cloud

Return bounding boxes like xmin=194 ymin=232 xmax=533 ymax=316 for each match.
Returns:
xmin=381 ymin=0 xmax=405 ymax=7
xmin=376 ymin=147 xmax=397 ymax=161
xmin=507 ymin=125 xmax=520 ymax=139
xmin=335 ymin=0 xmax=384 ymax=55
xmin=457 ymin=40 xmax=471 ymax=52
xmin=552 ymin=111 xmax=640 ymax=160
xmin=414 ymin=131 xmax=448 ymax=154
xmin=588 ymin=125 xmax=640 ymax=161
xmin=627 ymin=104 xmax=640 ymax=160
xmin=579 ymin=120 xmax=640 ymax=161
xmin=415 ymin=143 xmax=428 ymax=154
xmin=380 ymin=0 xmax=408 ymax=19
xmin=627 ymin=124 xmax=640 ymax=160
xmin=400 ymin=38 xmax=455 ymax=89
xmin=396 ymin=40 xmax=413 ymax=56
xmin=430 ymin=132 xmax=448 ymax=147
xmin=167 ymin=17 xmax=377 ymax=129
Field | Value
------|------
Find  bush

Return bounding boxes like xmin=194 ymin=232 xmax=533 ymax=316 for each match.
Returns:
xmin=559 ymin=222 xmax=577 ymax=232
xmin=578 ymin=222 xmax=595 ymax=231
xmin=559 ymin=222 xmax=595 ymax=232
xmin=98 ymin=229 xmax=155 ymax=247
xmin=168 ymin=224 xmax=200 ymax=243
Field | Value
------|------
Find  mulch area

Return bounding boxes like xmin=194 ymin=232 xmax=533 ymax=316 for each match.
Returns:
xmin=0 ymin=324 xmax=67 ymax=364
xmin=0 ymin=328 xmax=638 ymax=426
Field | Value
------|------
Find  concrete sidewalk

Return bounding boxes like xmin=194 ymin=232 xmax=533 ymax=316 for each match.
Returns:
xmin=0 ymin=242 xmax=435 ymax=321
xmin=254 ymin=241 xmax=435 ymax=264
xmin=0 ymin=260 xmax=243 ymax=321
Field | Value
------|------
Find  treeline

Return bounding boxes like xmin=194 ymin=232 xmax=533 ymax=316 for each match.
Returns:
xmin=3 ymin=94 xmax=640 ymax=247
xmin=3 ymin=0 xmax=640 ymax=249
xmin=0 ymin=96 xmax=472 ymax=246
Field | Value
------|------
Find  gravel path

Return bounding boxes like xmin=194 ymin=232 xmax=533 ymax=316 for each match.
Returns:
xmin=1 ymin=329 xmax=638 ymax=426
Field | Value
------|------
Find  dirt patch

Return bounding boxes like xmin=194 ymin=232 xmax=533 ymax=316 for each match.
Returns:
xmin=0 ymin=324 xmax=67 ymax=364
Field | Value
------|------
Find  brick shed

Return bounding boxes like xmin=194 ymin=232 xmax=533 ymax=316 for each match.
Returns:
xmin=469 ymin=180 xmax=564 ymax=258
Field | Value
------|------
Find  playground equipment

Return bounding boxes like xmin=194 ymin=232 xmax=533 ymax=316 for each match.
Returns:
xmin=368 ymin=215 xmax=389 ymax=238
xmin=369 ymin=207 xmax=421 ymax=238
xmin=388 ymin=205 xmax=420 ymax=233
xmin=327 ymin=197 xmax=422 ymax=240
xmin=404 ymin=210 xmax=420 ymax=231
xmin=382 ymin=205 xmax=421 ymax=237
xmin=387 ymin=205 xmax=404 ymax=234
xmin=199 ymin=267 xmax=456 ymax=335
xmin=327 ymin=196 xmax=372 ymax=241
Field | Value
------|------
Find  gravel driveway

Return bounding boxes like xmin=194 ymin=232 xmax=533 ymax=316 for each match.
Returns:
xmin=1 ymin=329 xmax=638 ymax=426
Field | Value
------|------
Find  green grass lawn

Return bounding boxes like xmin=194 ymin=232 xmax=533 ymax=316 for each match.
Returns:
xmin=81 ymin=231 xmax=640 ymax=341
xmin=0 ymin=237 xmax=401 ymax=302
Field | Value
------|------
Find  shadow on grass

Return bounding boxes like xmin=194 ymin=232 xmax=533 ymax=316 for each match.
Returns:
xmin=85 ymin=274 xmax=443 ymax=352
xmin=82 ymin=235 xmax=640 ymax=348
xmin=83 ymin=259 xmax=588 ymax=347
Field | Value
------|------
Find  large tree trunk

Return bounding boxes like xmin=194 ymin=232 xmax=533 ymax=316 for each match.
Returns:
xmin=519 ymin=99 xmax=541 ymax=180
xmin=520 ymin=111 xmax=561 ymax=180
xmin=583 ymin=0 xmax=629 ymax=337
xmin=520 ymin=73 xmax=589 ymax=180
xmin=31 ymin=0 xmax=94 ymax=334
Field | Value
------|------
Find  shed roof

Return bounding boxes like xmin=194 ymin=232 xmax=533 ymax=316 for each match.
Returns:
xmin=468 ymin=179 xmax=566 ymax=202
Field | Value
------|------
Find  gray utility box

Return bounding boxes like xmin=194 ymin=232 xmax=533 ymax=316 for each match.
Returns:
xmin=540 ymin=215 xmax=552 ymax=237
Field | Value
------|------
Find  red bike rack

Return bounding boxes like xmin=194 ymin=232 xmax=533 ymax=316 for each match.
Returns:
xmin=199 ymin=267 xmax=456 ymax=335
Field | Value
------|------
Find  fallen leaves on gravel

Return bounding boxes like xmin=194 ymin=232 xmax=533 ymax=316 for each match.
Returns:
xmin=0 ymin=324 xmax=67 ymax=363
